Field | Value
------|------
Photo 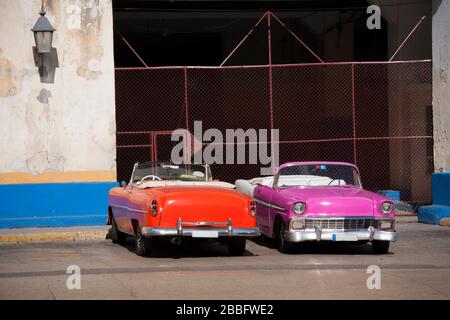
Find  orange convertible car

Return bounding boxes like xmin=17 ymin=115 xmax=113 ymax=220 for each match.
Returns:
xmin=108 ymin=162 xmax=260 ymax=257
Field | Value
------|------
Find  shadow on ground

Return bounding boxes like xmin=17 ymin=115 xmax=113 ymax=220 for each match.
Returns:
xmin=107 ymin=227 xmax=258 ymax=258
xmin=251 ymin=235 xmax=392 ymax=255
xmin=106 ymin=228 xmax=391 ymax=257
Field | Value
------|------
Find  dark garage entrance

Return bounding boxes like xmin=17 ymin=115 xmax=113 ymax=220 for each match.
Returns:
xmin=113 ymin=1 xmax=433 ymax=205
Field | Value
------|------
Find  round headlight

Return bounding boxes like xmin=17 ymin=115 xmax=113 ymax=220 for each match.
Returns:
xmin=293 ymin=202 xmax=306 ymax=215
xmin=381 ymin=202 xmax=394 ymax=215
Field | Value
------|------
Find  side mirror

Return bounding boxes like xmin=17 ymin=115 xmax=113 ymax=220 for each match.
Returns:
xmin=120 ymin=181 xmax=127 ymax=187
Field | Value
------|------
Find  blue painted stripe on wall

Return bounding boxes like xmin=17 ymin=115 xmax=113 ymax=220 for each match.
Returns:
xmin=0 ymin=182 xmax=118 ymax=228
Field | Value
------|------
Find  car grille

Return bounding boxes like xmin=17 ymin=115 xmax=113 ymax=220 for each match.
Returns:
xmin=305 ymin=218 xmax=378 ymax=230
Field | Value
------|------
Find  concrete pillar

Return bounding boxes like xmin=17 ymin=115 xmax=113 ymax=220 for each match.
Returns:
xmin=418 ymin=0 xmax=450 ymax=225
xmin=432 ymin=0 xmax=450 ymax=172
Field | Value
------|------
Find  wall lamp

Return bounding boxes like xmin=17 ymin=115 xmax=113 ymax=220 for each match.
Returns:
xmin=31 ymin=2 xmax=55 ymax=54
xmin=31 ymin=1 xmax=58 ymax=83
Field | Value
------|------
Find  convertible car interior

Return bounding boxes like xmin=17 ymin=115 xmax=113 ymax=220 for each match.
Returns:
xmin=236 ymin=175 xmax=347 ymax=197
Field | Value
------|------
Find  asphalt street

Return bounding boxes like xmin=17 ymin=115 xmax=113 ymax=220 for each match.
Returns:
xmin=0 ymin=222 xmax=449 ymax=299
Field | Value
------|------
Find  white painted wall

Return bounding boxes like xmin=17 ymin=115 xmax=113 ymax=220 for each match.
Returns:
xmin=0 ymin=0 xmax=116 ymax=181
xmin=432 ymin=0 xmax=450 ymax=172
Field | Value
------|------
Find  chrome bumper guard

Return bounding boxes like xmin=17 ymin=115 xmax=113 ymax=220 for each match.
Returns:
xmin=285 ymin=226 xmax=398 ymax=242
xmin=141 ymin=217 xmax=260 ymax=238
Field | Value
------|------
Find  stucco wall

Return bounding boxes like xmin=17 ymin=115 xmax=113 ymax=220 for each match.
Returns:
xmin=432 ymin=0 xmax=450 ymax=172
xmin=0 ymin=0 xmax=116 ymax=184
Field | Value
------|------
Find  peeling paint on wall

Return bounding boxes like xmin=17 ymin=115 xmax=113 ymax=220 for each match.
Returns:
xmin=47 ymin=0 xmax=61 ymax=29
xmin=66 ymin=0 xmax=104 ymax=80
xmin=25 ymin=89 xmax=53 ymax=156
xmin=26 ymin=151 xmax=66 ymax=175
xmin=0 ymin=0 xmax=116 ymax=183
xmin=36 ymin=88 xmax=52 ymax=104
xmin=0 ymin=49 xmax=17 ymax=97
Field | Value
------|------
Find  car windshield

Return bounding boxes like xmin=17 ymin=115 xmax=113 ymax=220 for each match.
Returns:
xmin=132 ymin=163 xmax=212 ymax=183
xmin=276 ymin=164 xmax=362 ymax=188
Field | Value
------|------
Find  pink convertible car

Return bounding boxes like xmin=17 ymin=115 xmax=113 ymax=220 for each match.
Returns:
xmin=236 ymin=162 xmax=397 ymax=254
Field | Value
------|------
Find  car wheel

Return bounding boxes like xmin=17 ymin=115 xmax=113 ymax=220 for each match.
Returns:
xmin=277 ymin=220 xmax=293 ymax=254
xmin=228 ymin=238 xmax=246 ymax=256
xmin=110 ymin=215 xmax=126 ymax=244
xmin=136 ymin=230 xmax=153 ymax=257
xmin=372 ymin=240 xmax=390 ymax=254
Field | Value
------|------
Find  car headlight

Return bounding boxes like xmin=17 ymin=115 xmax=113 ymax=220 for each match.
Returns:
xmin=293 ymin=202 xmax=306 ymax=215
xmin=381 ymin=202 xmax=394 ymax=215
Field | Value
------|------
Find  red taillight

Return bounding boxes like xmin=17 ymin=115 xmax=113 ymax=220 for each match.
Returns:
xmin=151 ymin=200 xmax=158 ymax=216
xmin=250 ymin=200 xmax=256 ymax=217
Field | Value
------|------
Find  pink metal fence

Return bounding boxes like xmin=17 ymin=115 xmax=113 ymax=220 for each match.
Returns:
xmin=115 ymin=60 xmax=432 ymax=204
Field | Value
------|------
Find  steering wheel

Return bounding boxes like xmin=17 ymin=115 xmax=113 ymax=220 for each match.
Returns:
xmin=139 ymin=175 xmax=162 ymax=182
xmin=328 ymin=179 xmax=341 ymax=186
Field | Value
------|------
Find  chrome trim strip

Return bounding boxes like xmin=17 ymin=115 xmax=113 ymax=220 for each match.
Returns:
xmin=177 ymin=217 xmax=182 ymax=235
xmin=315 ymin=225 xmax=322 ymax=241
xmin=368 ymin=226 xmax=375 ymax=241
xmin=109 ymin=204 xmax=147 ymax=214
xmin=227 ymin=218 xmax=233 ymax=236
xmin=181 ymin=221 xmax=230 ymax=226
xmin=253 ymin=197 xmax=286 ymax=211
xmin=174 ymin=217 xmax=246 ymax=237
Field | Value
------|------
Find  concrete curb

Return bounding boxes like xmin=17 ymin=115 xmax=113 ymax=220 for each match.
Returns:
xmin=0 ymin=226 xmax=110 ymax=244
xmin=440 ymin=218 xmax=450 ymax=227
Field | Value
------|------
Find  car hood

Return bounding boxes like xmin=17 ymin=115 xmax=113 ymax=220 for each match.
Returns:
xmin=277 ymin=187 xmax=383 ymax=217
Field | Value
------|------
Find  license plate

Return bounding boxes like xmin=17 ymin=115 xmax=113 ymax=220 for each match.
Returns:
xmin=192 ymin=230 xmax=219 ymax=238
xmin=332 ymin=233 xmax=358 ymax=241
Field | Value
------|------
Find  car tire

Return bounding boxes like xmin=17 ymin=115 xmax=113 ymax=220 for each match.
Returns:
xmin=277 ymin=220 xmax=293 ymax=254
xmin=228 ymin=238 xmax=246 ymax=256
xmin=110 ymin=215 xmax=126 ymax=244
xmin=372 ymin=240 xmax=390 ymax=254
xmin=136 ymin=230 xmax=153 ymax=257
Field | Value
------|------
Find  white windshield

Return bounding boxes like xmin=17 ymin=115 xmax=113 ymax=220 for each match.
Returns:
xmin=132 ymin=163 xmax=212 ymax=183
xmin=276 ymin=164 xmax=362 ymax=188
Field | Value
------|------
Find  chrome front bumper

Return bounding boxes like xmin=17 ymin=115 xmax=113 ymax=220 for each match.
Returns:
xmin=141 ymin=217 xmax=260 ymax=238
xmin=141 ymin=227 xmax=260 ymax=237
xmin=284 ymin=226 xmax=398 ymax=243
